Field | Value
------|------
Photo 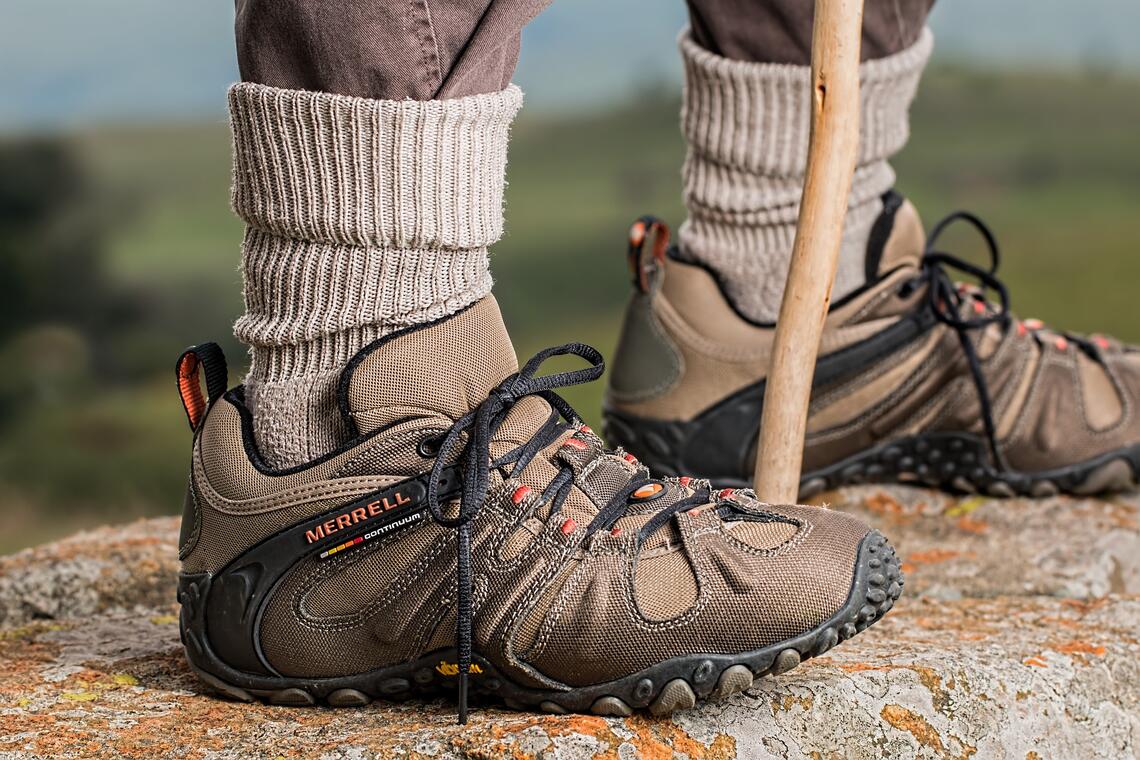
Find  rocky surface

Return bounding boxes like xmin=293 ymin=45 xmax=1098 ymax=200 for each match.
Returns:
xmin=0 ymin=488 xmax=1137 ymax=759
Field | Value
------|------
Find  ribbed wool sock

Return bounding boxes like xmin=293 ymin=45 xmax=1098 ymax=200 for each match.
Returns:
xmin=228 ymin=82 xmax=523 ymax=469
xmin=677 ymin=28 xmax=933 ymax=324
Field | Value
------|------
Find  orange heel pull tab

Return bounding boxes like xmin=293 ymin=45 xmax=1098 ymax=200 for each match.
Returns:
xmin=627 ymin=215 xmax=670 ymax=293
xmin=175 ymin=342 xmax=228 ymax=431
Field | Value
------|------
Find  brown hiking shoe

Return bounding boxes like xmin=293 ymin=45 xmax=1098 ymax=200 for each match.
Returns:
xmin=175 ymin=295 xmax=902 ymax=722
xmin=604 ymin=193 xmax=1140 ymax=498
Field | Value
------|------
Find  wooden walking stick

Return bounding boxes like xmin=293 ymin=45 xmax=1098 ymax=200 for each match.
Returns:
xmin=753 ymin=0 xmax=864 ymax=503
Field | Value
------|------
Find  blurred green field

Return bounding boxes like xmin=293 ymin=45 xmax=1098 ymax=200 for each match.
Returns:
xmin=1 ymin=65 xmax=1139 ymax=554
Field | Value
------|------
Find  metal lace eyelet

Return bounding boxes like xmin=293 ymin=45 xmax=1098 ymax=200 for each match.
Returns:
xmin=417 ymin=435 xmax=444 ymax=458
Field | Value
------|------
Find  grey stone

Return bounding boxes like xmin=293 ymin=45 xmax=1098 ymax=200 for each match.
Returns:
xmin=0 ymin=487 xmax=1137 ymax=759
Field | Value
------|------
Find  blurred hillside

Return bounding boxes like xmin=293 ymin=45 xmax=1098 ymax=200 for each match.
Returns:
xmin=1 ymin=64 xmax=1140 ymax=553
xmin=5 ymin=0 xmax=1140 ymax=128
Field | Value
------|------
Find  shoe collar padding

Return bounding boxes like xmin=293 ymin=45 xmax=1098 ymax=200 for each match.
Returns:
xmin=338 ymin=296 xmax=526 ymax=437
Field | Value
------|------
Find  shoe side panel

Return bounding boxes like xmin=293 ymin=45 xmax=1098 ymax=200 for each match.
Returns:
xmin=255 ymin=484 xmax=582 ymax=688
xmin=525 ymin=504 xmax=866 ymax=687
xmin=605 ymin=258 xmax=773 ymax=423
xmin=259 ymin=523 xmax=456 ymax=677
xmin=606 ymin=291 xmax=683 ymax=406
xmin=183 ymin=399 xmax=440 ymax=574
xmin=1001 ymin=348 xmax=1140 ymax=471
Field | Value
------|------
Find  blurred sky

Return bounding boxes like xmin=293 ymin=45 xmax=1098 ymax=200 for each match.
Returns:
xmin=3 ymin=0 xmax=1140 ymax=130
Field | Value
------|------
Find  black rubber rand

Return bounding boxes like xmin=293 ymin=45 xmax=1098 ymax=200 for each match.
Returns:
xmin=179 ymin=530 xmax=902 ymax=716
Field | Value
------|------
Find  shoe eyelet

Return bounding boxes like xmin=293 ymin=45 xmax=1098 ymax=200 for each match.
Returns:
xmin=417 ymin=435 xmax=444 ymax=458
xmin=631 ymin=483 xmax=664 ymax=501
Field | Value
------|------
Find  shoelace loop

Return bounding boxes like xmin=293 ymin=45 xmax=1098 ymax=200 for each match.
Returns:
xmin=914 ymin=211 xmax=1013 ymax=470
xmin=913 ymin=211 xmax=1108 ymax=472
xmin=421 ymin=342 xmax=731 ymax=723
xmin=423 ymin=342 xmax=604 ymax=723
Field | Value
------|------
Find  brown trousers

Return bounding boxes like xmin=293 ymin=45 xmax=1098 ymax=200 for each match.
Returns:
xmin=235 ymin=0 xmax=935 ymax=101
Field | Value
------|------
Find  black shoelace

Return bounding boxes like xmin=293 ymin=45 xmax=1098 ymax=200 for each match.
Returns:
xmin=911 ymin=211 xmax=1102 ymax=472
xmin=423 ymin=343 xmax=711 ymax=723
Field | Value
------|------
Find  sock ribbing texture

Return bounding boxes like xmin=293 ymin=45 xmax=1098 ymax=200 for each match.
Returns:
xmin=229 ymin=82 xmax=523 ymax=468
xmin=677 ymin=28 xmax=933 ymax=324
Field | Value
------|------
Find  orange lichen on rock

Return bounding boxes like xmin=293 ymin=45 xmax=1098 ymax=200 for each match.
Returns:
xmin=881 ymin=703 xmax=945 ymax=751
xmin=907 ymin=666 xmax=950 ymax=712
xmin=1061 ymin=597 xmax=1112 ymax=614
xmin=901 ymin=548 xmax=969 ymax=574
xmin=862 ymin=491 xmax=911 ymax=521
xmin=618 ymin=716 xmax=736 ymax=760
xmin=830 ymin=661 xmax=889 ymax=673
xmin=954 ymin=515 xmax=988 ymax=534
xmin=1053 ymin=640 xmax=1107 ymax=657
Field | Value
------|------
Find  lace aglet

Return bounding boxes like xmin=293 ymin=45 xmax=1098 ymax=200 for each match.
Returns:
xmin=457 ymin=670 xmax=469 ymax=725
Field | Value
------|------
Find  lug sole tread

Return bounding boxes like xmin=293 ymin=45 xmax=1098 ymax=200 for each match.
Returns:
xmin=796 ymin=436 xmax=1140 ymax=501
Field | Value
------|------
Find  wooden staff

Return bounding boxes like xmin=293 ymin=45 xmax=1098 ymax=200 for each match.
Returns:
xmin=754 ymin=0 xmax=865 ymax=503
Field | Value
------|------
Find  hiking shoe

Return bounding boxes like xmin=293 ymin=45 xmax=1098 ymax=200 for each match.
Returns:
xmin=174 ymin=295 xmax=902 ymax=722
xmin=604 ymin=194 xmax=1140 ymax=499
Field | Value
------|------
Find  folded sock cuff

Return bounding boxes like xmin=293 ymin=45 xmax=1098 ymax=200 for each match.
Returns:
xmin=230 ymin=83 xmax=516 ymax=382
xmin=234 ymin=231 xmax=493 ymax=379
xmin=679 ymin=26 xmax=933 ymax=178
xmin=228 ymin=82 xmax=523 ymax=250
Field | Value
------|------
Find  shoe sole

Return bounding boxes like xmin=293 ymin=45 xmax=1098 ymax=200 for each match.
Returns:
xmin=603 ymin=411 xmax=1140 ymax=498
xmin=181 ymin=530 xmax=902 ymax=716
xmin=796 ymin=434 xmax=1140 ymax=500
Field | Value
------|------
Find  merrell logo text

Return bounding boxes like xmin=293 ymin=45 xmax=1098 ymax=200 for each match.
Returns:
xmin=305 ymin=491 xmax=413 ymax=543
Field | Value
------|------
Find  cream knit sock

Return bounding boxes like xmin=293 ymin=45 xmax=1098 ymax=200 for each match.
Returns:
xmin=228 ymin=82 xmax=523 ymax=469
xmin=677 ymin=28 xmax=933 ymax=324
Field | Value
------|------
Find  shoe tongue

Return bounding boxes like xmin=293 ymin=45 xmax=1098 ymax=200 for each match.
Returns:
xmin=865 ymin=193 xmax=926 ymax=280
xmin=341 ymin=296 xmax=540 ymax=437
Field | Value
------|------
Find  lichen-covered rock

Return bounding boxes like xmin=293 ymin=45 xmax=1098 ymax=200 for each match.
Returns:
xmin=0 ymin=490 xmax=1138 ymax=759
xmin=828 ymin=486 xmax=1140 ymax=600
xmin=0 ymin=518 xmax=179 ymax=629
